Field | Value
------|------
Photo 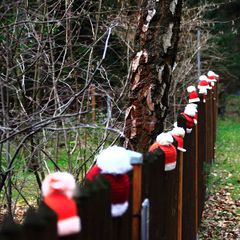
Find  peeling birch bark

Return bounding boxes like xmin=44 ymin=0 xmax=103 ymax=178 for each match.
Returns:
xmin=123 ymin=0 xmax=183 ymax=152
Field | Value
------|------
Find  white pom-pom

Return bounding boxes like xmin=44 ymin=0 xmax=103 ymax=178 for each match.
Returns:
xmin=171 ymin=127 xmax=185 ymax=138
xmin=96 ymin=146 xmax=132 ymax=174
xmin=185 ymin=103 xmax=198 ymax=112
xmin=187 ymin=86 xmax=196 ymax=93
xmin=199 ymin=75 xmax=208 ymax=81
xmin=156 ymin=132 xmax=173 ymax=145
xmin=207 ymin=70 xmax=219 ymax=78
xmin=184 ymin=105 xmax=196 ymax=117
xmin=42 ymin=172 xmax=76 ymax=198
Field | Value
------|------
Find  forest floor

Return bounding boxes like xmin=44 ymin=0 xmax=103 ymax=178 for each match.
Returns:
xmin=199 ymin=104 xmax=240 ymax=240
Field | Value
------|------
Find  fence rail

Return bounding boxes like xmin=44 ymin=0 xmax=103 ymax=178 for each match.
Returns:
xmin=0 ymin=89 xmax=218 ymax=240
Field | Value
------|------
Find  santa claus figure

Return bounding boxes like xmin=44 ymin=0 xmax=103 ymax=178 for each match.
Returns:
xmin=197 ymin=75 xmax=212 ymax=102
xmin=171 ymin=127 xmax=186 ymax=152
xmin=207 ymin=70 xmax=219 ymax=87
xmin=86 ymin=146 xmax=132 ymax=217
xmin=41 ymin=172 xmax=81 ymax=237
xmin=149 ymin=132 xmax=177 ymax=171
xmin=177 ymin=104 xmax=198 ymax=133
xmin=187 ymin=86 xmax=200 ymax=103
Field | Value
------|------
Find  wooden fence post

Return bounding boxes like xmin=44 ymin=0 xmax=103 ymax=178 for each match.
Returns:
xmin=177 ymin=151 xmax=183 ymax=240
xmin=0 ymin=214 xmax=23 ymax=240
xmin=197 ymin=98 xmax=207 ymax=225
xmin=23 ymin=208 xmax=47 ymax=240
xmin=38 ymin=202 xmax=58 ymax=240
xmin=129 ymin=150 xmax=143 ymax=240
xmin=182 ymin=129 xmax=197 ymax=240
xmin=142 ymin=150 xmax=165 ymax=240
xmin=195 ymin=119 xmax=199 ymax=234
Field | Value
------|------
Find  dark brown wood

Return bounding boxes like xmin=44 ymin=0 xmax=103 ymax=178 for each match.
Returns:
xmin=197 ymin=99 xmax=207 ymax=225
xmin=142 ymin=150 xmax=165 ymax=240
xmin=0 ymin=214 xmax=23 ymax=240
xmin=182 ymin=129 xmax=197 ymax=240
xmin=38 ymin=202 xmax=58 ymax=240
xmin=195 ymin=124 xmax=199 ymax=232
xmin=23 ymin=208 xmax=47 ymax=240
xmin=132 ymin=164 xmax=142 ymax=240
xmin=177 ymin=152 xmax=183 ymax=240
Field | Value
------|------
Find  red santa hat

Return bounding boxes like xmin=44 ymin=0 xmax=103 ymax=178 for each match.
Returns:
xmin=171 ymin=127 xmax=186 ymax=152
xmin=207 ymin=70 xmax=219 ymax=82
xmin=198 ymin=75 xmax=212 ymax=92
xmin=185 ymin=103 xmax=198 ymax=124
xmin=86 ymin=146 xmax=133 ymax=217
xmin=154 ymin=132 xmax=177 ymax=171
xmin=198 ymin=75 xmax=212 ymax=102
xmin=207 ymin=70 xmax=219 ymax=87
xmin=42 ymin=172 xmax=81 ymax=236
xmin=187 ymin=86 xmax=200 ymax=103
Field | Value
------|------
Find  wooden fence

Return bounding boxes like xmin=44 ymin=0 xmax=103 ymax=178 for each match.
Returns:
xmin=0 ymin=89 xmax=218 ymax=240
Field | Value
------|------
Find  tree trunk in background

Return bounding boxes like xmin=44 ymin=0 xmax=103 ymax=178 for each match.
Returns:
xmin=123 ymin=0 xmax=182 ymax=152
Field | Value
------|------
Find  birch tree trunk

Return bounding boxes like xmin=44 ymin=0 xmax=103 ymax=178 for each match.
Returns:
xmin=123 ymin=0 xmax=183 ymax=152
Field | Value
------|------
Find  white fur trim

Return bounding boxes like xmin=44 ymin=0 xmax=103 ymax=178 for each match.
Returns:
xmin=42 ymin=172 xmax=76 ymax=198
xmin=111 ymin=202 xmax=129 ymax=217
xmin=186 ymin=128 xmax=192 ymax=134
xmin=177 ymin=147 xmax=186 ymax=152
xmin=194 ymin=119 xmax=197 ymax=125
xmin=207 ymin=70 xmax=219 ymax=78
xmin=199 ymin=75 xmax=208 ymax=81
xmin=171 ymin=127 xmax=185 ymax=137
xmin=198 ymin=86 xmax=207 ymax=94
xmin=184 ymin=106 xmax=196 ymax=117
xmin=58 ymin=216 xmax=81 ymax=236
xmin=185 ymin=103 xmax=198 ymax=111
xmin=97 ymin=146 xmax=132 ymax=174
xmin=164 ymin=162 xmax=176 ymax=171
xmin=156 ymin=132 xmax=173 ymax=145
xmin=173 ymin=122 xmax=178 ymax=127
xmin=189 ymin=98 xmax=200 ymax=103
xmin=187 ymin=86 xmax=196 ymax=93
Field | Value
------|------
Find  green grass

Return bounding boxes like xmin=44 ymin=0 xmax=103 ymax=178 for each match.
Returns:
xmin=207 ymin=118 xmax=240 ymax=200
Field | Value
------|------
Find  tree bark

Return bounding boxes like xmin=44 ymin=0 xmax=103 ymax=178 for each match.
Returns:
xmin=123 ymin=0 xmax=183 ymax=152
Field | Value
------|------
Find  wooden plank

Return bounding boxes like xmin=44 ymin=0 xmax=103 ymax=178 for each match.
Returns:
xmin=182 ymin=129 xmax=196 ymax=240
xmin=177 ymin=152 xmax=183 ymax=240
xmin=132 ymin=164 xmax=142 ymax=240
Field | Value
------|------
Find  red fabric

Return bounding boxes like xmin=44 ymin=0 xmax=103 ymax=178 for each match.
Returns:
xmin=85 ymin=165 xmax=130 ymax=204
xmin=189 ymin=91 xmax=199 ymax=101
xmin=149 ymin=143 xmax=177 ymax=167
xmin=103 ymin=174 xmax=130 ymax=204
xmin=198 ymin=80 xmax=209 ymax=87
xmin=86 ymin=165 xmax=101 ymax=181
xmin=208 ymin=75 xmax=215 ymax=80
xmin=181 ymin=113 xmax=195 ymax=128
xmin=172 ymin=135 xmax=184 ymax=150
xmin=44 ymin=192 xmax=78 ymax=221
